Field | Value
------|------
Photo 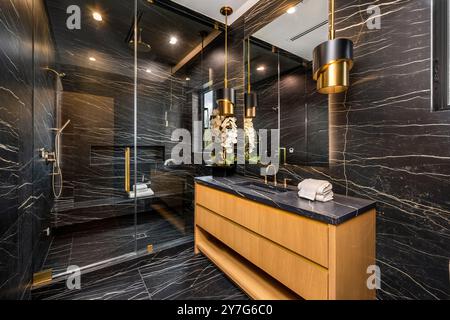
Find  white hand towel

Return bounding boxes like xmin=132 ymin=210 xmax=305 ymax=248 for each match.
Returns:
xmin=298 ymin=179 xmax=333 ymax=194
xmin=128 ymin=188 xmax=154 ymax=199
xmin=298 ymin=186 xmax=317 ymax=201
xmin=133 ymin=183 xmax=148 ymax=192
xmin=297 ymin=179 xmax=333 ymax=201
xmin=315 ymin=192 xmax=334 ymax=202
xmin=298 ymin=191 xmax=334 ymax=202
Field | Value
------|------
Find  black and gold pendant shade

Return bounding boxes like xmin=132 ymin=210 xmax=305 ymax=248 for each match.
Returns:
xmin=244 ymin=92 xmax=257 ymax=118
xmin=216 ymin=6 xmax=235 ymax=117
xmin=217 ymin=87 xmax=236 ymax=116
xmin=313 ymin=38 xmax=353 ymax=94
xmin=313 ymin=0 xmax=354 ymax=94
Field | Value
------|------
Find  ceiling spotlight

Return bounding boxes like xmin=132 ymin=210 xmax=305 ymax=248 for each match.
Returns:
xmin=146 ymin=69 xmax=152 ymax=73
xmin=287 ymin=7 xmax=296 ymax=14
xmin=185 ymin=77 xmax=191 ymax=81
xmin=169 ymin=36 xmax=178 ymax=45
xmin=256 ymin=66 xmax=265 ymax=71
xmin=92 ymin=12 xmax=103 ymax=21
xmin=89 ymin=57 xmax=96 ymax=62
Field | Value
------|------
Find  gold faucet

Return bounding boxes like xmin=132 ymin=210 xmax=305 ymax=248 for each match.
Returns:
xmin=283 ymin=178 xmax=292 ymax=189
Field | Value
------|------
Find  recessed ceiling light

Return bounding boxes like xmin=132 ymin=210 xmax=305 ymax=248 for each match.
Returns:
xmin=186 ymin=77 xmax=191 ymax=81
xmin=169 ymin=36 xmax=178 ymax=45
xmin=93 ymin=12 xmax=103 ymax=21
xmin=146 ymin=69 xmax=152 ymax=73
xmin=256 ymin=66 xmax=265 ymax=71
xmin=89 ymin=57 xmax=96 ymax=62
xmin=287 ymin=7 xmax=296 ymax=14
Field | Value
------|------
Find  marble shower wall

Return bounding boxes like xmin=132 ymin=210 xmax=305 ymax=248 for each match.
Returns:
xmin=277 ymin=0 xmax=448 ymax=299
xmin=49 ymin=64 xmax=193 ymax=227
xmin=43 ymin=0 xmax=196 ymax=227
xmin=0 ymin=0 xmax=56 ymax=299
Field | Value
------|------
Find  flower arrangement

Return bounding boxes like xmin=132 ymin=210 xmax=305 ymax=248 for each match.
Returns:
xmin=210 ymin=109 xmax=237 ymax=165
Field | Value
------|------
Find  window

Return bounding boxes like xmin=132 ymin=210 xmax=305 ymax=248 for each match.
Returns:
xmin=203 ymin=90 xmax=214 ymax=128
xmin=433 ymin=0 xmax=450 ymax=111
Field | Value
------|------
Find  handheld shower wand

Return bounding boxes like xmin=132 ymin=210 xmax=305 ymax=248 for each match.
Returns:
xmin=52 ymin=119 xmax=71 ymax=199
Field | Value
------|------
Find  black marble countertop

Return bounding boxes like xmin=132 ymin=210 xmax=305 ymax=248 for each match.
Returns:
xmin=195 ymin=176 xmax=376 ymax=225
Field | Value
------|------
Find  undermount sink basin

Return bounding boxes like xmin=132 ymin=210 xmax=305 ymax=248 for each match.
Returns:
xmin=236 ymin=181 xmax=290 ymax=194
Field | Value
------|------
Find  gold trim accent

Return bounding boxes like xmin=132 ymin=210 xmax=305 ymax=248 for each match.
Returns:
xmin=316 ymin=60 xmax=350 ymax=94
xmin=247 ymin=37 xmax=251 ymax=93
xmin=147 ymin=244 xmax=154 ymax=253
xmin=329 ymin=0 xmax=335 ymax=40
xmin=125 ymin=147 xmax=131 ymax=193
xmin=33 ymin=269 xmax=52 ymax=287
xmin=217 ymin=99 xmax=234 ymax=116
xmin=220 ymin=6 xmax=233 ymax=16
xmin=245 ymin=106 xmax=256 ymax=118
xmin=313 ymin=58 xmax=354 ymax=81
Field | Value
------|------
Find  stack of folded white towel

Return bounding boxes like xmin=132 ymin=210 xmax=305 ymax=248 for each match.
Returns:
xmin=297 ymin=179 xmax=334 ymax=202
xmin=128 ymin=182 xmax=154 ymax=199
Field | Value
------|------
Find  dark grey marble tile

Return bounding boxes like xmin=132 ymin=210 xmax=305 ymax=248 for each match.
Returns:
xmin=32 ymin=242 xmax=246 ymax=300
xmin=139 ymin=246 xmax=249 ymax=300
xmin=40 ymin=205 xmax=189 ymax=273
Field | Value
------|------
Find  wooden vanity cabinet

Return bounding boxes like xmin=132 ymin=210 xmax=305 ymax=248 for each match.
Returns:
xmin=194 ymin=183 xmax=376 ymax=300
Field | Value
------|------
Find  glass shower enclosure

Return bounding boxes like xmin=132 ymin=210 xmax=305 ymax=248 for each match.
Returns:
xmin=32 ymin=0 xmax=207 ymax=282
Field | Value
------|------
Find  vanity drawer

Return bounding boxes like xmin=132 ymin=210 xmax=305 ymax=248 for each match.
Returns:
xmin=196 ymin=205 xmax=329 ymax=300
xmin=195 ymin=184 xmax=329 ymax=267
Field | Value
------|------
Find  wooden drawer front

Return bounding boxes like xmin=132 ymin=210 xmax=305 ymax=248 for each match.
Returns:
xmin=195 ymin=184 xmax=329 ymax=267
xmin=196 ymin=206 xmax=329 ymax=300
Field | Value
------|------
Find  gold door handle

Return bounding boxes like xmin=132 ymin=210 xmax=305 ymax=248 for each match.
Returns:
xmin=125 ymin=147 xmax=130 ymax=193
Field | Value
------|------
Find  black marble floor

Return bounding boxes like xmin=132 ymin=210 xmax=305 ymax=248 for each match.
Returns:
xmin=32 ymin=243 xmax=249 ymax=300
xmin=40 ymin=203 xmax=191 ymax=275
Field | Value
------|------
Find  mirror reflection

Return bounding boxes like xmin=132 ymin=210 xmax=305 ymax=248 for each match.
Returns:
xmin=245 ymin=0 xmax=329 ymax=166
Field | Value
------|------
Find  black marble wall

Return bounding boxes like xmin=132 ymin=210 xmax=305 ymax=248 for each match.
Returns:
xmin=193 ymin=0 xmax=448 ymax=300
xmin=275 ymin=0 xmax=448 ymax=299
xmin=0 ymin=0 xmax=56 ymax=299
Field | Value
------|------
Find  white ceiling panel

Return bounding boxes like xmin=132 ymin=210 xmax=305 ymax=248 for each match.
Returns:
xmin=172 ymin=0 xmax=260 ymax=24
xmin=253 ymin=0 xmax=328 ymax=61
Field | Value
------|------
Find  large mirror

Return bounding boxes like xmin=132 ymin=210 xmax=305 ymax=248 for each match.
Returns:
xmin=244 ymin=0 xmax=329 ymax=166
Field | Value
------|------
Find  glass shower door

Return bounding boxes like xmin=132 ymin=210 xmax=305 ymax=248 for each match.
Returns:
xmin=133 ymin=0 xmax=218 ymax=254
xmin=33 ymin=0 xmax=139 ymax=279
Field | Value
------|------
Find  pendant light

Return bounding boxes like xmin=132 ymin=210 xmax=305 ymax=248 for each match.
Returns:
xmin=216 ymin=6 xmax=235 ymax=116
xmin=313 ymin=0 xmax=354 ymax=94
xmin=245 ymin=37 xmax=257 ymax=118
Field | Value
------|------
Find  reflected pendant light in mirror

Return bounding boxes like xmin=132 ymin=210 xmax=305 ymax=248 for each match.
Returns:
xmin=245 ymin=38 xmax=257 ymax=118
xmin=313 ymin=0 xmax=353 ymax=94
xmin=216 ymin=6 xmax=235 ymax=116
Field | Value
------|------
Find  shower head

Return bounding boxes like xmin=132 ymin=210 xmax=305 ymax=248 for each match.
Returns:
xmin=44 ymin=67 xmax=66 ymax=78
xmin=129 ymin=28 xmax=151 ymax=53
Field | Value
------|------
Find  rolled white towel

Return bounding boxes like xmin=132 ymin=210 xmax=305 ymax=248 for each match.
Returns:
xmin=298 ymin=179 xmax=333 ymax=201
xmin=315 ymin=192 xmax=334 ymax=202
xmin=133 ymin=183 xmax=149 ymax=192
xmin=298 ymin=179 xmax=333 ymax=194
xmin=298 ymin=179 xmax=332 ymax=193
xmin=298 ymin=186 xmax=317 ymax=201
xmin=298 ymin=190 xmax=334 ymax=202
xmin=128 ymin=188 xmax=154 ymax=199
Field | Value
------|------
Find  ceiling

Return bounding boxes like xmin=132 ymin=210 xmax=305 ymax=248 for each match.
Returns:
xmin=253 ymin=0 xmax=328 ymax=61
xmin=172 ymin=0 xmax=260 ymax=25
xmin=248 ymin=40 xmax=304 ymax=84
xmin=45 ymin=0 xmax=216 ymax=81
